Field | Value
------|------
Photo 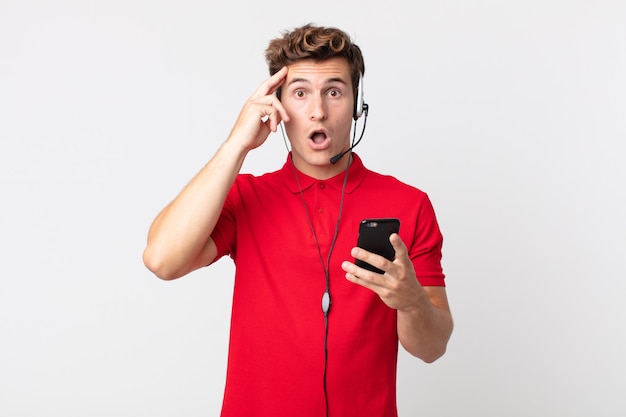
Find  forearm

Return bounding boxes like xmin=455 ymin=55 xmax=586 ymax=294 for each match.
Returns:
xmin=143 ymin=139 xmax=248 ymax=279
xmin=397 ymin=287 xmax=453 ymax=363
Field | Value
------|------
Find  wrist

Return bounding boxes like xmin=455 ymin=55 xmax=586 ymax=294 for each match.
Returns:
xmin=397 ymin=287 xmax=429 ymax=315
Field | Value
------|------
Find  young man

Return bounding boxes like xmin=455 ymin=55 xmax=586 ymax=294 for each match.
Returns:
xmin=143 ymin=24 xmax=452 ymax=417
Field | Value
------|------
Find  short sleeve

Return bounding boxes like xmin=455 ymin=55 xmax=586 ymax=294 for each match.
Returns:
xmin=410 ymin=193 xmax=445 ymax=286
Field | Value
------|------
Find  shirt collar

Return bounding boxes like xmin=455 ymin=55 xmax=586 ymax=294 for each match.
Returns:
xmin=280 ymin=152 xmax=368 ymax=194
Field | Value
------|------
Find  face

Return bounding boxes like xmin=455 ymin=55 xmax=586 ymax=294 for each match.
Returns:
xmin=280 ymin=57 xmax=355 ymax=179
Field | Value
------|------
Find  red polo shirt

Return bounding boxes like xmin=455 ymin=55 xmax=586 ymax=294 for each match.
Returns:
xmin=212 ymin=153 xmax=444 ymax=417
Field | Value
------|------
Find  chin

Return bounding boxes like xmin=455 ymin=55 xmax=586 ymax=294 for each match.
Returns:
xmin=290 ymin=151 xmax=331 ymax=172
xmin=304 ymin=153 xmax=333 ymax=167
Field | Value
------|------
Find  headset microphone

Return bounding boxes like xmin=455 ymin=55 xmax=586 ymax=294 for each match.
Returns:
xmin=329 ymin=103 xmax=368 ymax=164
xmin=330 ymin=75 xmax=368 ymax=164
xmin=329 ymin=151 xmax=348 ymax=165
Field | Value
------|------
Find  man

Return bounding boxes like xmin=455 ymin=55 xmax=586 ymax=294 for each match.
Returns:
xmin=143 ymin=24 xmax=452 ymax=417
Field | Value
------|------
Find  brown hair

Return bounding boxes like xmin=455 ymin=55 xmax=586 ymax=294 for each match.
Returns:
xmin=265 ymin=24 xmax=365 ymax=99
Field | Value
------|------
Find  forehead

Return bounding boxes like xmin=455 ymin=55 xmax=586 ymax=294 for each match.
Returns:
xmin=286 ymin=57 xmax=351 ymax=85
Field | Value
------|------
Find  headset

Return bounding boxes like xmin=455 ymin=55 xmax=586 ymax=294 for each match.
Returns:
xmin=329 ymin=74 xmax=369 ymax=164
xmin=353 ymin=74 xmax=366 ymax=120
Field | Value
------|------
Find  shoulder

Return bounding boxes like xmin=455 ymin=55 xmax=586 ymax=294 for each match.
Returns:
xmin=228 ymin=169 xmax=288 ymax=203
xmin=362 ymin=168 xmax=429 ymax=200
xmin=233 ymin=168 xmax=283 ymax=187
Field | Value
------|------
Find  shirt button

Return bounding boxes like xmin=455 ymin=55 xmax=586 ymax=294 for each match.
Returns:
xmin=317 ymin=207 xmax=325 ymax=214
xmin=318 ymin=182 xmax=326 ymax=189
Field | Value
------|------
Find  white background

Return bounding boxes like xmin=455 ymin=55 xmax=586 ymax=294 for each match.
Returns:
xmin=1 ymin=0 xmax=625 ymax=415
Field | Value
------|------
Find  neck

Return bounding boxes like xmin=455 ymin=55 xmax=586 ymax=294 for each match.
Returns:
xmin=290 ymin=152 xmax=352 ymax=180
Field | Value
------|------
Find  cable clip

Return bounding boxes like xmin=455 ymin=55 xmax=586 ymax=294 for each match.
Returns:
xmin=321 ymin=291 xmax=331 ymax=315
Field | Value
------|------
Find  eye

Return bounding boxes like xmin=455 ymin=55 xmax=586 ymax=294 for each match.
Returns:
xmin=328 ymin=89 xmax=341 ymax=98
xmin=294 ymin=89 xmax=306 ymax=98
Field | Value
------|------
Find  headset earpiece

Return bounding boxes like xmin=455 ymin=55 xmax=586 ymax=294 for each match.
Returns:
xmin=353 ymin=75 xmax=365 ymax=120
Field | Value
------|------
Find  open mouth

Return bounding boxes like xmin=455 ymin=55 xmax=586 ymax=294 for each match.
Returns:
xmin=310 ymin=130 xmax=328 ymax=144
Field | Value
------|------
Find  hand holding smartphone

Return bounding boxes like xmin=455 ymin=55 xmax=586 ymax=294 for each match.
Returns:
xmin=355 ymin=218 xmax=400 ymax=274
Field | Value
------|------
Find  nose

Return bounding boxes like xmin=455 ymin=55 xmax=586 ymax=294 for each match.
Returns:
xmin=308 ymin=95 xmax=328 ymax=121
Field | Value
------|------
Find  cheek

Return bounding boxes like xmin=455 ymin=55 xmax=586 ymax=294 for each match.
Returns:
xmin=333 ymin=114 xmax=353 ymax=133
xmin=283 ymin=118 xmax=305 ymax=142
xmin=333 ymin=102 xmax=355 ymax=122
xmin=282 ymin=97 xmax=304 ymax=114
xmin=282 ymin=104 xmax=307 ymax=127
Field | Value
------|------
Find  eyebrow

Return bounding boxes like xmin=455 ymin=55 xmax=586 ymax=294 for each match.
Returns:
xmin=287 ymin=77 xmax=349 ymax=87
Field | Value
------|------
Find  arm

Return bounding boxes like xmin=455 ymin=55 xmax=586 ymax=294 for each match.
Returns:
xmin=341 ymin=233 xmax=453 ymax=362
xmin=396 ymin=285 xmax=453 ymax=363
xmin=143 ymin=67 xmax=290 ymax=280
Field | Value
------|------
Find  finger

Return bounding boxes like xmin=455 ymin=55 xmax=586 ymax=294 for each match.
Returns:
xmin=260 ymin=100 xmax=289 ymax=132
xmin=266 ymin=66 xmax=289 ymax=96
xmin=343 ymin=266 xmax=396 ymax=309
xmin=267 ymin=97 xmax=290 ymax=124
xmin=251 ymin=66 xmax=288 ymax=100
xmin=341 ymin=261 xmax=385 ymax=289
xmin=389 ymin=233 xmax=411 ymax=263
xmin=350 ymin=246 xmax=391 ymax=275
xmin=263 ymin=107 xmax=281 ymax=132
xmin=343 ymin=257 xmax=390 ymax=292
xmin=389 ymin=233 xmax=408 ymax=261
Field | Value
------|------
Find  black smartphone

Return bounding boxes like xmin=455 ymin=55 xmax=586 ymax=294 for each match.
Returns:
xmin=355 ymin=218 xmax=401 ymax=274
